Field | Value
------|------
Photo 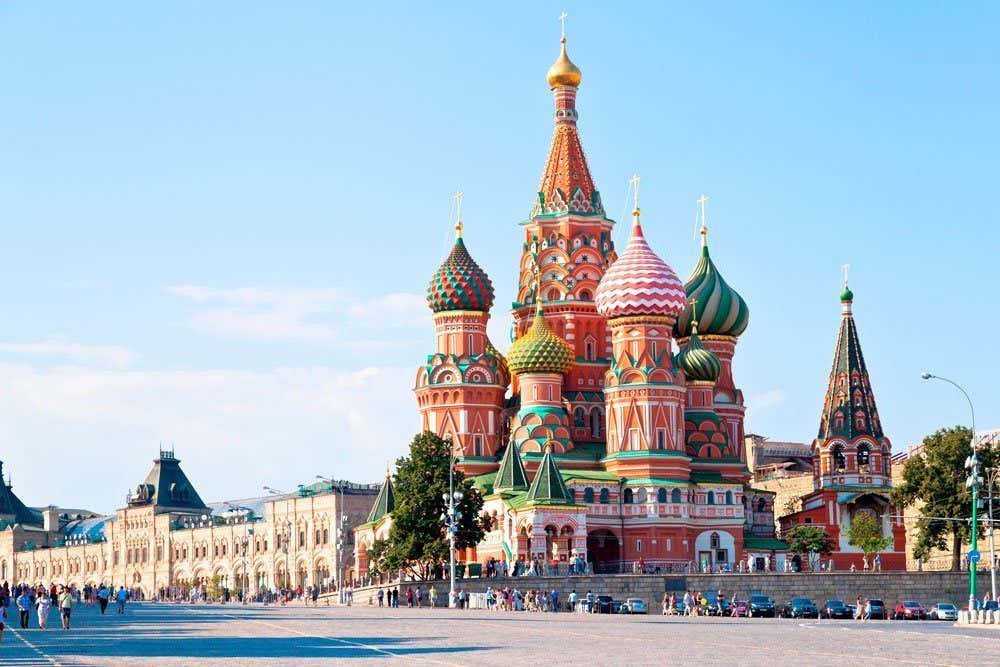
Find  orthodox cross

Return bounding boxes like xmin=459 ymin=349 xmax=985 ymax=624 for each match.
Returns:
xmin=453 ymin=190 xmax=464 ymax=237
xmin=690 ymin=297 xmax=699 ymax=327
xmin=697 ymin=194 xmax=710 ymax=242
xmin=842 ymin=263 xmax=850 ymax=286
xmin=629 ymin=173 xmax=640 ymax=215
xmin=559 ymin=11 xmax=568 ymax=40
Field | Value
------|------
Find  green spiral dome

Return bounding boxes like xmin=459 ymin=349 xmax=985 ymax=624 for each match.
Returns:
xmin=507 ymin=307 xmax=575 ymax=376
xmin=675 ymin=324 xmax=722 ymax=383
xmin=674 ymin=244 xmax=749 ymax=339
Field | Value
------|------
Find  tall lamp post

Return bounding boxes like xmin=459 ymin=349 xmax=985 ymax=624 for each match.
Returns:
xmin=986 ymin=465 xmax=1000 ymax=601
xmin=921 ymin=372 xmax=981 ymax=610
xmin=317 ymin=476 xmax=350 ymax=603
xmin=226 ymin=503 xmax=255 ymax=604
xmin=439 ymin=454 xmax=463 ymax=609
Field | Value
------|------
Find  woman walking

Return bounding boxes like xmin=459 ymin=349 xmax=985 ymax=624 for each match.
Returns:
xmin=35 ymin=590 xmax=52 ymax=629
xmin=59 ymin=587 xmax=73 ymax=630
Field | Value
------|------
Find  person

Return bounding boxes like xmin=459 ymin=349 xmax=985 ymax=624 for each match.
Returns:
xmin=377 ymin=588 xmax=384 ymax=607
xmin=392 ymin=588 xmax=399 ymax=608
xmin=311 ymin=586 xmax=319 ymax=606
xmin=97 ymin=584 xmax=110 ymax=614
xmin=429 ymin=586 xmax=438 ymax=608
xmin=570 ymin=589 xmax=579 ymax=612
xmin=405 ymin=587 xmax=413 ymax=608
xmin=850 ymin=562 xmax=857 ymax=573
xmin=16 ymin=588 xmax=31 ymax=629
xmin=874 ymin=554 xmax=882 ymax=573
xmin=863 ymin=599 xmax=872 ymax=622
xmin=0 ymin=604 xmax=6 ymax=643
xmin=116 ymin=586 xmax=129 ymax=614
xmin=59 ymin=587 xmax=73 ymax=630
xmin=36 ymin=590 xmax=52 ymax=630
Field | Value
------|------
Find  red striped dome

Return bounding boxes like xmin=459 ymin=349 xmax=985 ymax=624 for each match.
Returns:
xmin=595 ymin=218 xmax=686 ymax=319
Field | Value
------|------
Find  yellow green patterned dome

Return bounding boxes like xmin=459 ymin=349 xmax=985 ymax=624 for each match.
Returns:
xmin=675 ymin=322 xmax=721 ymax=383
xmin=507 ymin=307 xmax=574 ymax=376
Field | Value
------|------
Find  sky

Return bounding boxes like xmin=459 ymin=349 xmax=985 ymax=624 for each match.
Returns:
xmin=1 ymin=1 xmax=998 ymax=513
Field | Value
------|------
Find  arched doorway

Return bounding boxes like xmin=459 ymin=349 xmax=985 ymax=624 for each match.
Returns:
xmin=586 ymin=529 xmax=619 ymax=573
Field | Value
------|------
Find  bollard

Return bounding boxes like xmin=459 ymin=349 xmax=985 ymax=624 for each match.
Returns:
xmin=958 ymin=610 xmax=968 ymax=624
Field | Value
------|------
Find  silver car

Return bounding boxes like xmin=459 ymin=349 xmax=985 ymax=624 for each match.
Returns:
xmin=621 ymin=597 xmax=648 ymax=614
xmin=929 ymin=603 xmax=958 ymax=621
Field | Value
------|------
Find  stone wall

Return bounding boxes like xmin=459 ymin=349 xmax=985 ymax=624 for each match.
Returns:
xmin=344 ymin=571 xmax=991 ymax=611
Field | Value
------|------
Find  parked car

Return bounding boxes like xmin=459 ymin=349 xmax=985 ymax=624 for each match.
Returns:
xmin=893 ymin=601 xmax=927 ymax=620
xmin=592 ymin=595 xmax=614 ymax=614
xmin=821 ymin=600 xmax=853 ymax=619
xmin=779 ymin=598 xmax=819 ymax=619
xmin=620 ymin=598 xmax=647 ymax=614
xmin=748 ymin=594 xmax=776 ymax=618
xmin=928 ymin=603 xmax=958 ymax=621
xmin=846 ymin=604 xmax=857 ymax=618
xmin=706 ymin=599 xmax=731 ymax=616
xmin=730 ymin=600 xmax=750 ymax=617
xmin=868 ymin=599 xmax=888 ymax=620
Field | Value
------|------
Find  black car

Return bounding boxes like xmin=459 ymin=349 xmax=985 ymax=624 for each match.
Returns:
xmin=707 ymin=599 xmax=732 ymax=616
xmin=780 ymin=597 xmax=819 ymax=619
xmin=867 ymin=599 xmax=888 ymax=620
xmin=821 ymin=599 xmax=853 ymax=619
xmin=748 ymin=594 xmax=775 ymax=618
xmin=593 ymin=595 xmax=615 ymax=614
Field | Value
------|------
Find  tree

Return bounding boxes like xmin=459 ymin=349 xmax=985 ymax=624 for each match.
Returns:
xmin=784 ymin=525 xmax=836 ymax=559
xmin=366 ymin=538 xmax=391 ymax=578
xmin=846 ymin=511 xmax=892 ymax=558
xmin=383 ymin=431 xmax=487 ymax=579
xmin=891 ymin=426 xmax=997 ymax=571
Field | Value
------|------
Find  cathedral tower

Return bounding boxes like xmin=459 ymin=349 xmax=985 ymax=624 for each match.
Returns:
xmin=595 ymin=193 xmax=689 ymax=480
xmin=511 ymin=33 xmax=616 ymax=451
xmin=415 ymin=213 xmax=509 ymax=475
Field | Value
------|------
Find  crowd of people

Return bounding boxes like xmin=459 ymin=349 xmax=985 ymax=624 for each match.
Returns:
xmin=0 ymin=581 xmax=138 ymax=640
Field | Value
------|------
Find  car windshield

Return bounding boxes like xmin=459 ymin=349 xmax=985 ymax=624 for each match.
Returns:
xmin=937 ymin=604 xmax=955 ymax=610
xmin=903 ymin=601 xmax=920 ymax=607
xmin=870 ymin=600 xmax=884 ymax=605
xmin=826 ymin=600 xmax=844 ymax=607
xmin=791 ymin=598 xmax=812 ymax=604
xmin=750 ymin=596 xmax=770 ymax=603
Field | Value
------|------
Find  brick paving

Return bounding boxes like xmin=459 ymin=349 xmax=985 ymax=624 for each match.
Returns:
xmin=1 ymin=602 xmax=997 ymax=666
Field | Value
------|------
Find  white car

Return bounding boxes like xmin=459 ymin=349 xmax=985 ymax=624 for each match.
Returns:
xmin=621 ymin=597 xmax=647 ymax=614
xmin=929 ymin=603 xmax=958 ymax=621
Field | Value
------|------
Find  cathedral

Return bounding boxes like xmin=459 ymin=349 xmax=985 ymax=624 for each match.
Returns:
xmin=356 ymin=33 xmax=785 ymax=576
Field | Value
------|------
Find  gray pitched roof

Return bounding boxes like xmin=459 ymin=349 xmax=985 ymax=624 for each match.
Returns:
xmin=0 ymin=461 xmax=42 ymax=526
xmin=128 ymin=450 xmax=208 ymax=514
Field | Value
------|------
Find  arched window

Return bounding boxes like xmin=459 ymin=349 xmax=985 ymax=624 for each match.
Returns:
xmin=710 ymin=533 xmax=721 ymax=549
xmin=833 ymin=445 xmax=846 ymax=473
xmin=857 ymin=443 xmax=871 ymax=472
xmin=657 ymin=488 xmax=667 ymax=503
xmin=573 ymin=407 xmax=586 ymax=427
xmin=706 ymin=491 xmax=715 ymax=505
xmin=671 ymin=489 xmax=682 ymax=503
xmin=591 ymin=409 xmax=602 ymax=438
xmin=583 ymin=487 xmax=594 ymax=503
xmin=757 ymin=497 xmax=766 ymax=513
xmin=636 ymin=488 xmax=647 ymax=504
xmin=584 ymin=340 xmax=595 ymax=361
xmin=725 ymin=491 xmax=733 ymax=505
xmin=599 ymin=488 xmax=610 ymax=504
xmin=579 ymin=290 xmax=592 ymax=301
xmin=624 ymin=489 xmax=634 ymax=504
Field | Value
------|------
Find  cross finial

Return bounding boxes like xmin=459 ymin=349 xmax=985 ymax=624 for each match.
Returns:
xmin=690 ymin=297 xmax=699 ymax=327
xmin=697 ymin=194 xmax=710 ymax=246
xmin=453 ymin=190 xmax=464 ymax=238
xmin=629 ymin=174 xmax=641 ymax=219
xmin=559 ymin=11 xmax=568 ymax=41
xmin=841 ymin=263 xmax=850 ymax=286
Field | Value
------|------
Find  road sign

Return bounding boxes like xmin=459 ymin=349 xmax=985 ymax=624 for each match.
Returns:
xmin=968 ymin=549 xmax=981 ymax=564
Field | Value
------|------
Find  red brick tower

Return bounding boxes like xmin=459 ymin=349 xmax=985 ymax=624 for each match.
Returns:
xmin=511 ymin=36 xmax=616 ymax=453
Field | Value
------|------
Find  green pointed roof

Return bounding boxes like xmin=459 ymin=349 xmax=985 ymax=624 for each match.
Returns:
xmin=366 ymin=472 xmax=395 ymax=523
xmin=526 ymin=448 xmax=573 ymax=505
xmin=493 ymin=443 xmax=529 ymax=492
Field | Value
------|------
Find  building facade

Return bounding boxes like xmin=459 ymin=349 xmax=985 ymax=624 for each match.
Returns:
xmin=358 ymin=34 xmax=785 ymax=577
xmin=0 ymin=450 xmax=378 ymax=597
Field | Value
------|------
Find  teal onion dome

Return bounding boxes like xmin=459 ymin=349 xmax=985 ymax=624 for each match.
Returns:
xmin=674 ymin=243 xmax=749 ymax=339
xmin=427 ymin=235 xmax=495 ymax=313
xmin=675 ymin=322 xmax=722 ymax=383
xmin=840 ymin=284 xmax=854 ymax=302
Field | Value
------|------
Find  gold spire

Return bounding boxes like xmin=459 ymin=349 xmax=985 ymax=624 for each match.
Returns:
xmin=546 ymin=12 xmax=582 ymax=88
xmin=690 ymin=298 xmax=700 ymax=333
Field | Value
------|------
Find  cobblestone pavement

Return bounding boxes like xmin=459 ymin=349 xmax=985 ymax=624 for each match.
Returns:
xmin=1 ymin=602 xmax=998 ymax=666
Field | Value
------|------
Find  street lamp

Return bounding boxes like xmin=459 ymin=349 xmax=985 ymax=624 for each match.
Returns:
xmin=226 ymin=503 xmax=255 ymax=604
xmin=921 ymin=372 xmax=980 ymax=610
xmin=317 ymin=475 xmax=351 ymax=603
xmin=986 ymin=463 xmax=1000 ymax=602
xmin=439 ymin=452 xmax=463 ymax=609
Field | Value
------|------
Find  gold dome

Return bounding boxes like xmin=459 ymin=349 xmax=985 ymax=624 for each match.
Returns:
xmin=546 ymin=39 xmax=582 ymax=89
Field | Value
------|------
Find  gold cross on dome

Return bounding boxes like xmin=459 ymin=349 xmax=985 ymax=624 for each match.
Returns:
xmin=453 ymin=190 xmax=464 ymax=237
xmin=629 ymin=173 xmax=641 ymax=214
xmin=559 ymin=11 xmax=568 ymax=40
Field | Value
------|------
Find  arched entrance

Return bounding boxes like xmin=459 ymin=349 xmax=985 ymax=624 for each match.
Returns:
xmin=586 ymin=529 xmax=619 ymax=573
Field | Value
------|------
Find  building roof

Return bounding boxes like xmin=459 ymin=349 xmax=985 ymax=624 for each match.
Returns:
xmin=507 ymin=306 xmax=575 ymax=376
xmin=427 ymin=235 xmax=495 ymax=314
xmin=674 ymin=236 xmax=749 ymax=339
xmin=493 ymin=444 xmax=530 ymax=493
xmin=743 ymin=535 xmax=788 ymax=551
xmin=127 ymin=450 xmax=208 ymax=514
xmin=366 ymin=473 xmax=395 ymax=524
xmin=62 ymin=516 xmax=108 ymax=541
xmin=0 ymin=460 xmax=43 ymax=526
xmin=525 ymin=449 xmax=573 ymax=505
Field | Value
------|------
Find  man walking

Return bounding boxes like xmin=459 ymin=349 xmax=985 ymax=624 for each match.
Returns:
xmin=116 ymin=586 xmax=128 ymax=614
xmin=16 ymin=589 xmax=31 ymax=629
xmin=97 ymin=584 xmax=110 ymax=614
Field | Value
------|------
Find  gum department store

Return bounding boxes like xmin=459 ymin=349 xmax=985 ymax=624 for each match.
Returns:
xmin=0 ymin=34 xmax=907 ymax=598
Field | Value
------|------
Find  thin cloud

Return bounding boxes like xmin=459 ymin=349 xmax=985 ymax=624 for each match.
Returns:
xmin=0 ymin=340 xmax=137 ymax=368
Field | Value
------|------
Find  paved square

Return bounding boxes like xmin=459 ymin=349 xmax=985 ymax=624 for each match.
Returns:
xmin=2 ymin=602 xmax=998 ymax=666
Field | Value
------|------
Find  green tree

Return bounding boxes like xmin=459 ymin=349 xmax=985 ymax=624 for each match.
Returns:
xmin=383 ymin=431 xmax=487 ymax=579
xmin=891 ymin=426 xmax=996 ymax=571
xmin=366 ymin=538 xmax=391 ymax=578
xmin=846 ymin=511 xmax=892 ymax=558
xmin=783 ymin=524 xmax=836 ymax=560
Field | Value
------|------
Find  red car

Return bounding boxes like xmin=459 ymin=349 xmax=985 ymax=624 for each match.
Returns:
xmin=730 ymin=600 xmax=750 ymax=617
xmin=893 ymin=601 xmax=927 ymax=620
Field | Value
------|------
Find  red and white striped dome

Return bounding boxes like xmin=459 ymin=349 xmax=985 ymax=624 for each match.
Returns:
xmin=595 ymin=218 xmax=687 ymax=319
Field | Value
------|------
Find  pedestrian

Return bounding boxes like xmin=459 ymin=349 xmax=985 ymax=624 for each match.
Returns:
xmin=377 ymin=588 xmax=384 ymax=607
xmin=116 ymin=586 xmax=128 ymax=614
xmin=0 ymin=604 xmax=6 ymax=643
xmin=35 ymin=591 xmax=52 ymax=630
xmin=873 ymin=554 xmax=882 ymax=573
xmin=97 ymin=584 xmax=110 ymax=614
xmin=59 ymin=587 xmax=73 ymax=630
xmin=16 ymin=588 xmax=31 ymax=629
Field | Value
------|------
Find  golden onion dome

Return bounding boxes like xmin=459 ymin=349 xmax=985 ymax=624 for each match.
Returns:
xmin=546 ymin=39 xmax=582 ymax=89
xmin=507 ymin=306 xmax=575 ymax=376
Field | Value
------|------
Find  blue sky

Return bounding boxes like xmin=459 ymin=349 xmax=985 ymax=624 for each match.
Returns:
xmin=1 ymin=1 xmax=998 ymax=511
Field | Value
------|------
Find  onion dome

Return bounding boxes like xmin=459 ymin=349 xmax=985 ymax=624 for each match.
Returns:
xmin=485 ymin=336 xmax=510 ymax=380
xmin=840 ymin=283 xmax=854 ymax=302
xmin=595 ymin=213 xmax=686 ymax=319
xmin=675 ymin=321 xmax=721 ymax=383
xmin=426 ymin=231 xmax=494 ymax=314
xmin=674 ymin=233 xmax=749 ymax=339
xmin=546 ymin=39 xmax=582 ymax=88
xmin=507 ymin=306 xmax=575 ymax=376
